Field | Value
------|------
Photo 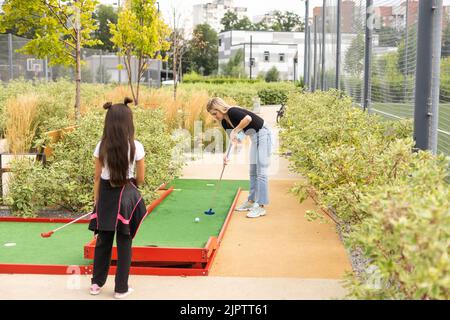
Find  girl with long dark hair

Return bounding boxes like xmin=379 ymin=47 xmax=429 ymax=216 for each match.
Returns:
xmin=88 ymin=97 xmax=146 ymax=299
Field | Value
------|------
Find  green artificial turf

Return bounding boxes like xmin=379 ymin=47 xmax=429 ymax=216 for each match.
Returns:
xmin=0 ymin=179 xmax=249 ymax=265
xmin=0 ymin=222 xmax=92 ymax=265
xmin=133 ymin=179 xmax=249 ymax=248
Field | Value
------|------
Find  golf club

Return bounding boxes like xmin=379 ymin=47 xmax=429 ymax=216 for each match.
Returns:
xmin=204 ymin=141 xmax=234 ymax=215
xmin=41 ymin=181 xmax=169 ymax=238
xmin=40 ymin=212 xmax=92 ymax=238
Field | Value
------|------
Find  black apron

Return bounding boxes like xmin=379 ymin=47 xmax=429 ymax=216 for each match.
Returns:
xmin=88 ymin=178 xmax=147 ymax=239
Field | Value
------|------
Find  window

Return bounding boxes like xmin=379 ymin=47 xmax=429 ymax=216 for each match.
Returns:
xmin=219 ymin=39 xmax=222 ymax=46
xmin=279 ymin=53 xmax=285 ymax=62
xmin=250 ymin=58 xmax=255 ymax=66
xmin=264 ymin=51 xmax=270 ymax=62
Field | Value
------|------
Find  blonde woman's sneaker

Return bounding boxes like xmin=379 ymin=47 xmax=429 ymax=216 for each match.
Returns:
xmin=236 ymin=201 xmax=258 ymax=212
xmin=246 ymin=206 xmax=266 ymax=218
xmin=89 ymin=284 xmax=102 ymax=295
xmin=114 ymin=288 xmax=134 ymax=299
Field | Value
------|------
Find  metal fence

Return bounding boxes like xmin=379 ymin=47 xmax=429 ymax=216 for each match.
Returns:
xmin=304 ymin=0 xmax=450 ymax=157
xmin=0 ymin=33 xmax=163 ymax=86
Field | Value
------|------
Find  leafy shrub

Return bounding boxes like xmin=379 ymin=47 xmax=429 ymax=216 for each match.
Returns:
xmin=180 ymin=82 xmax=297 ymax=109
xmin=183 ymin=72 xmax=261 ymax=84
xmin=258 ymin=87 xmax=289 ymax=105
xmin=7 ymin=108 xmax=183 ymax=216
xmin=265 ymin=66 xmax=280 ymax=82
xmin=345 ymin=151 xmax=449 ymax=299
xmin=279 ymin=90 xmax=450 ymax=299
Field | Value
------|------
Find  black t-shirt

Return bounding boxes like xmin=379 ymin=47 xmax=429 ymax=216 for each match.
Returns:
xmin=221 ymin=107 xmax=264 ymax=134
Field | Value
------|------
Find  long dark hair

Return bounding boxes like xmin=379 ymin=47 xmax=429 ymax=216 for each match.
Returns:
xmin=99 ymin=97 xmax=135 ymax=186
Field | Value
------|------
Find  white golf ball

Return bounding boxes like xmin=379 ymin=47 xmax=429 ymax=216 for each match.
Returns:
xmin=4 ymin=243 xmax=16 ymax=247
xmin=195 ymin=217 xmax=200 ymax=223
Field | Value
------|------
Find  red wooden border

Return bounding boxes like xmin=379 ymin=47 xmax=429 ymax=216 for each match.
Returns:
xmin=0 ymin=263 xmax=209 ymax=276
xmin=202 ymin=188 xmax=241 ymax=275
xmin=218 ymin=188 xmax=241 ymax=244
xmin=0 ymin=216 xmax=90 ymax=224
xmin=0 ymin=263 xmax=92 ymax=275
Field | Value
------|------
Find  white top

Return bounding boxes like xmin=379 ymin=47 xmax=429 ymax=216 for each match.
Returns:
xmin=94 ymin=140 xmax=145 ymax=180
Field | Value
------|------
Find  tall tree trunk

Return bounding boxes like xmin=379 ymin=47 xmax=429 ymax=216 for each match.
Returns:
xmin=136 ymin=55 xmax=142 ymax=106
xmin=173 ymin=46 xmax=177 ymax=101
xmin=125 ymin=52 xmax=137 ymax=104
xmin=75 ymin=27 xmax=81 ymax=120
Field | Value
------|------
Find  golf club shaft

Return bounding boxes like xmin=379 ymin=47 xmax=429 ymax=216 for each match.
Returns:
xmin=51 ymin=212 xmax=92 ymax=233
xmin=209 ymin=142 xmax=233 ymax=209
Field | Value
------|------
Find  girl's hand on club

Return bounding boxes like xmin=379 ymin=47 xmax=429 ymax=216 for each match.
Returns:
xmin=223 ymin=155 xmax=230 ymax=166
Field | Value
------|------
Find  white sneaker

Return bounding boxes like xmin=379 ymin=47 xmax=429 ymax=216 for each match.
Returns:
xmin=246 ymin=206 xmax=266 ymax=218
xmin=114 ymin=287 xmax=134 ymax=299
xmin=89 ymin=284 xmax=102 ymax=295
xmin=235 ymin=201 xmax=258 ymax=212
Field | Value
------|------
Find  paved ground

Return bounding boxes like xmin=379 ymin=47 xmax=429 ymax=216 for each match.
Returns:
xmin=0 ymin=105 xmax=352 ymax=300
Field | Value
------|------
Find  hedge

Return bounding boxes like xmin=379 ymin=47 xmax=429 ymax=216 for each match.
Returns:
xmin=279 ymin=90 xmax=449 ymax=299
xmin=7 ymin=108 xmax=183 ymax=217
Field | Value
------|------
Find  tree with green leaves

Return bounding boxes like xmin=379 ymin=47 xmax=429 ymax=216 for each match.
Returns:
xmin=234 ymin=16 xmax=254 ymax=31
xmin=344 ymin=33 xmax=365 ymax=76
xmin=91 ymin=4 xmax=118 ymax=52
xmin=271 ymin=11 xmax=304 ymax=32
xmin=253 ymin=21 xmax=270 ymax=31
xmin=186 ymin=24 xmax=218 ymax=76
xmin=220 ymin=10 xmax=239 ymax=32
xmin=376 ymin=26 xmax=401 ymax=47
xmin=0 ymin=0 xmax=101 ymax=119
xmin=109 ymin=0 xmax=171 ymax=105
xmin=220 ymin=48 xmax=245 ymax=78
xmin=265 ymin=66 xmax=280 ymax=82
xmin=397 ymin=25 xmax=417 ymax=76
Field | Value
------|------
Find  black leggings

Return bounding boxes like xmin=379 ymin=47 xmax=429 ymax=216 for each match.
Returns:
xmin=91 ymin=231 xmax=132 ymax=293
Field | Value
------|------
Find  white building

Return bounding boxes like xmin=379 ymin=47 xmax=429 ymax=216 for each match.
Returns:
xmin=219 ymin=30 xmax=360 ymax=82
xmin=219 ymin=30 xmax=304 ymax=81
xmin=193 ymin=0 xmax=248 ymax=33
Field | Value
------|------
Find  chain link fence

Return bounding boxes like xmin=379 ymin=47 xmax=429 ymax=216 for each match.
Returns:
xmin=0 ymin=33 xmax=162 ymax=86
xmin=305 ymin=0 xmax=450 ymax=157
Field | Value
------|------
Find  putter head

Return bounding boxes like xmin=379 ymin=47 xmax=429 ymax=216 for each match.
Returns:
xmin=204 ymin=208 xmax=215 ymax=215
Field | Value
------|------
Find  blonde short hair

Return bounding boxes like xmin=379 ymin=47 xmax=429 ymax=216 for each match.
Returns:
xmin=206 ymin=97 xmax=230 ymax=114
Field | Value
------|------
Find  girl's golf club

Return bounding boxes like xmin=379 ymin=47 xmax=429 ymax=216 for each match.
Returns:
xmin=40 ymin=181 xmax=168 ymax=238
xmin=40 ymin=212 xmax=92 ymax=238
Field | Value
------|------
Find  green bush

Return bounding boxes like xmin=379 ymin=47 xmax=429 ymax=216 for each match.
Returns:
xmin=279 ymin=90 xmax=450 ymax=299
xmin=265 ymin=66 xmax=280 ymax=82
xmin=257 ymin=87 xmax=291 ymax=105
xmin=7 ymin=108 xmax=183 ymax=216
xmin=183 ymin=72 xmax=261 ymax=84
xmin=180 ymin=82 xmax=297 ymax=109
xmin=345 ymin=151 xmax=450 ymax=299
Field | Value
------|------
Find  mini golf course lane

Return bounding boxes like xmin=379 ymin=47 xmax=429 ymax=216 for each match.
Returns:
xmin=0 ymin=179 xmax=249 ymax=268
xmin=132 ymin=179 xmax=249 ymax=248
xmin=0 ymin=222 xmax=91 ymax=265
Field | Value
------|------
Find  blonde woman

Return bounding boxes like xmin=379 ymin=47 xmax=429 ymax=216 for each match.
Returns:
xmin=206 ymin=97 xmax=272 ymax=218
